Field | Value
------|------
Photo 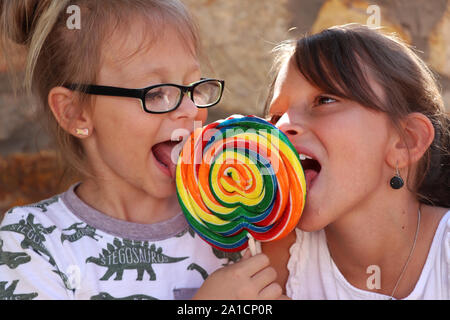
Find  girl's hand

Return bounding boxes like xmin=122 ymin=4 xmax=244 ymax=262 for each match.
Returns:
xmin=193 ymin=250 xmax=283 ymax=300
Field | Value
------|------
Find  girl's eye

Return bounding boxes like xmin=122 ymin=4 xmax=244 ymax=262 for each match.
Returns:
xmin=146 ymin=90 xmax=166 ymax=102
xmin=315 ymin=95 xmax=337 ymax=106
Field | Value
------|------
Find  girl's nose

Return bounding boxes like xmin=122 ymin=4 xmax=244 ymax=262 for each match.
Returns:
xmin=277 ymin=115 xmax=305 ymax=138
xmin=170 ymin=93 xmax=199 ymax=121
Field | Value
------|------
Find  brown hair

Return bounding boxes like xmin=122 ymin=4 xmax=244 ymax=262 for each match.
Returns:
xmin=1 ymin=0 xmax=201 ymax=179
xmin=265 ymin=24 xmax=449 ymax=208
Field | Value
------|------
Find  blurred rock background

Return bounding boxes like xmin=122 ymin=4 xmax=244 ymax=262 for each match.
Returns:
xmin=1 ymin=0 xmax=449 ymax=216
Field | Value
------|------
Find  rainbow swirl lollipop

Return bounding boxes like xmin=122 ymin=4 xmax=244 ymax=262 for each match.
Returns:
xmin=176 ymin=115 xmax=306 ymax=252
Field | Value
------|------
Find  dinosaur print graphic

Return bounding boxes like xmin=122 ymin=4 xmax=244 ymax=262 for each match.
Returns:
xmin=174 ymin=228 xmax=188 ymax=238
xmin=212 ymin=247 xmax=242 ymax=266
xmin=86 ymin=238 xmax=188 ymax=281
xmin=0 ymin=239 xmax=31 ymax=269
xmin=0 ymin=214 xmax=73 ymax=291
xmin=0 ymin=214 xmax=57 ymax=266
xmin=61 ymin=222 xmax=103 ymax=243
xmin=90 ymin=292 xmax=158 ymax=300
xmin=175 ymin=227 xmax=196 ymax=238
xmin=7 ymin=197 xmax=59 ymax=214
xmin=28 ymin=196 xmax=59 ymax=212
xmin=0 ymin=280 xmax=38 ymax=300
xmin=187 ymin=263 xmax=209 ymax=280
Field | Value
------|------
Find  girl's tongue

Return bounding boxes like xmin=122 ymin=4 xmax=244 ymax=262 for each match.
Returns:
xmin=152 ymin=141 xmax=180 ymax=179
xmin=300 ymin=158 xmax=321 ymax=193
xmin=304 ymin=169 xmax=319 ymax=192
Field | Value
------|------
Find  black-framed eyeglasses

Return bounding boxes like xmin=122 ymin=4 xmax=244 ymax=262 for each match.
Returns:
xmin=64 ymin=78 xmax=225 ymax=114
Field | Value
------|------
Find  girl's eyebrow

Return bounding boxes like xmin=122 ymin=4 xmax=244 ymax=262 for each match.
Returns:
xmin=129 ymin=64 xmax=201 ymax=87
xmin=143 ymin=64 xmax=201 ymax=79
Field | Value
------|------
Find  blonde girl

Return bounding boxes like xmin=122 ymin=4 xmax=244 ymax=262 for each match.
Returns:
xmin=0 ymin=0 xmax=281 ymax=300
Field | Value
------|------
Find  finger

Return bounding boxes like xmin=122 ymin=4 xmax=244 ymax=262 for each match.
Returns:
xmin=258 ymin=282 xmax=283 ymax=300
xmin=236 ymin=253 xmax=271 ymax=277
xmin=277 ymin=295 xmax=291 ymax=300
xmin=251 ymin=266 xmax=277 ymax=290
xmin=241 ymin=249 xmax=252 ymax=261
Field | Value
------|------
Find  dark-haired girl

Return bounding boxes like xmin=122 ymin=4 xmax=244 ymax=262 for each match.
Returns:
xmin=264 ymin=24 xmax=449 ymax=300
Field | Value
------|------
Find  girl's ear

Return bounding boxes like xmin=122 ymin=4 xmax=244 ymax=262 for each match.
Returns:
xmin=48 ymin=87 xmax=93 ymax=138
xmin=386 ymin=112 xmax=435 ymax=168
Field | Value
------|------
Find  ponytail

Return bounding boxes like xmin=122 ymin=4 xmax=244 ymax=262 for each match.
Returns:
xmin=25 ymin=0 xmax=70 ymax=93
xmin=1 ymin=0 xmax=69 ymax=93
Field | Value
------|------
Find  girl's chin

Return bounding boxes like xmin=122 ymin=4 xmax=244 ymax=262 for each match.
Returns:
xmin=145 ymin=182 xmax=176 ymax=200
xmin=145 ymin=163 xmax=177 ymax=198
xmin=296 ymin=195 xmax=329 ymax=232
xmin=296 ymin=213 xmax=328 ymax=232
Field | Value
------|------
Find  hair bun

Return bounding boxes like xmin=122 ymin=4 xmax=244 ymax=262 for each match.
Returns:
xmin=1 ymin=0 xmax=51 ymax=45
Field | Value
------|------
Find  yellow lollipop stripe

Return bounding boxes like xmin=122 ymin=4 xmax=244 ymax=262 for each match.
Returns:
xmin=210 ymin=151 xmax=264 ymax=203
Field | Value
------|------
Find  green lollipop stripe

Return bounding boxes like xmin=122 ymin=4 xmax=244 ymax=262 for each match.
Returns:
xmin=177 ymin=190 xmax=249 ymax=246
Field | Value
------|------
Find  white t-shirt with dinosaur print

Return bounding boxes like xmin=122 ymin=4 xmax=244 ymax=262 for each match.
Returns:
xmin=0 ymin=184 xmax=239 ymax=300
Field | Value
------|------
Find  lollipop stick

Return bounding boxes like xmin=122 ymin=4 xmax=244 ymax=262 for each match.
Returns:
xmin=256 ymin=240 xmax=262 ymax=254
xmin=247 ymin=233 xmax=261 ymax=256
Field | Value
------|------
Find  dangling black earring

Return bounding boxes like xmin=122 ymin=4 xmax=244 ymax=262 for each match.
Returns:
xmin=390 ymin=165 xmax=404 ymax=189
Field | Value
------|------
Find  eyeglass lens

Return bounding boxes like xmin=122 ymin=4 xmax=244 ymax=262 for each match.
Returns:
xmin=145 ymin=86 xmax=181 ymax=112
xmin=144 ymin=80 xmax=222 ymax=112
xmin=193 ymin=81 xmax=222 ymax=107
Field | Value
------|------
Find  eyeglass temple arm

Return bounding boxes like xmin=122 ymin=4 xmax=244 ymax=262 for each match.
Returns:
xmin=64 ymin=84 xmax=144 ymax=99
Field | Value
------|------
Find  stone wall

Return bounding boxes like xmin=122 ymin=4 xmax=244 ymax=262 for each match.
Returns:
xmin=1 ymin=0 xmax=449 ymax=215
xmin=188 ymin=0 xmax=450 ymax=120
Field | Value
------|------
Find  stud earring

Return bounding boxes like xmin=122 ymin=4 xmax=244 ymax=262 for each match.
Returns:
xmin=390 ymin=164 xmax=404 ymax=189
xmin=75 ymin=128 xmax=89 ymax=136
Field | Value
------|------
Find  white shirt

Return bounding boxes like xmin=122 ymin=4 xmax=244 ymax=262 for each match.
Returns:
xmin=0 ymin=184 xmax=236 ymax=300
xmin=286 ymin=210 xmax=450 ymax=300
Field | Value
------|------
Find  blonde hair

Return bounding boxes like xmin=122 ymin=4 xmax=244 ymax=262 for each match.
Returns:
xmin=1 ymin=0 xmax=201 ymax=179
